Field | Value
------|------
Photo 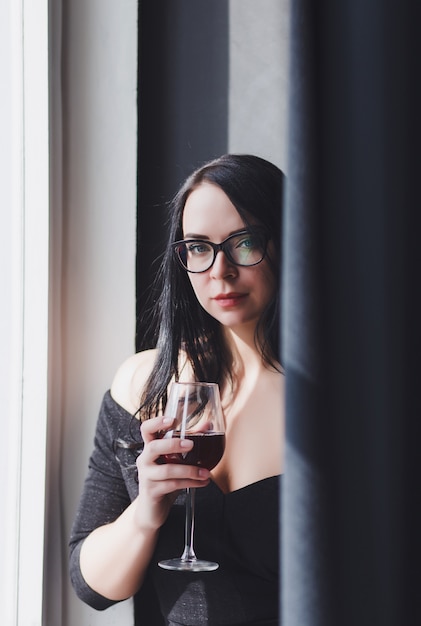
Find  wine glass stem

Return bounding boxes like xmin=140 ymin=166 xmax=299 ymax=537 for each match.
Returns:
xmin=181 ymin=487 xmax=197 ymax=562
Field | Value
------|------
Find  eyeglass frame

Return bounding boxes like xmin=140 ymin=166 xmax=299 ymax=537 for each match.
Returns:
xmin=171 ymin=228 xmax=270 ymax=274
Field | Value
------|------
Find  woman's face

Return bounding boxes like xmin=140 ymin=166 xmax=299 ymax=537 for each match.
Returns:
xmin=181 ymin=182 xmax=276 ymax=332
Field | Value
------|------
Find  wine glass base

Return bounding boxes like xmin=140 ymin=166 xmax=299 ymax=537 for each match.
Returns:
xmin=158 ymin=558 xmax=219 ymax=572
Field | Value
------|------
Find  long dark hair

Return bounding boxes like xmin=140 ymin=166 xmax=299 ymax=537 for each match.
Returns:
xmin=137 ymin=154 xmax=284 ymax=419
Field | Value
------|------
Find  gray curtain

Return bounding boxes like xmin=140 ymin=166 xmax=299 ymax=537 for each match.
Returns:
xmin=282 ymin=1 xmax=421 ymax=625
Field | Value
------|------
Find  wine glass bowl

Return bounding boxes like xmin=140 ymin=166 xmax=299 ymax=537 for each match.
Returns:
xmin=158 ymin=382 xmax=225 ymax=572
xmin=160 ymin=430 xmax=225 ymax=470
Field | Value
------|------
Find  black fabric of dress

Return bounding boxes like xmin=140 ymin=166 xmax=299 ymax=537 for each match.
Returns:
xmin=69 ymin=391 xmax=280 ymax=626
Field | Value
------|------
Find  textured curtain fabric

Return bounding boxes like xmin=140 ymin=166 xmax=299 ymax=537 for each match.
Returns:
xmin=282 ymin=2 xmax=421 ymax=625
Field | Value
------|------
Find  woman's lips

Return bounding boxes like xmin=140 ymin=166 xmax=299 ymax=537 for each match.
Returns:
xmin=213 ymin=293 xmax=247 ymax=307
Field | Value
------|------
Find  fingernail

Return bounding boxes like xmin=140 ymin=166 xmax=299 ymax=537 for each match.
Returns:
xmin=162 ymin=416 xmax=174 ymax=425
xmin=180 ymin=438 xmax=193 ymax=448
xmin=199 ymin=469 xmax=210 ymax=478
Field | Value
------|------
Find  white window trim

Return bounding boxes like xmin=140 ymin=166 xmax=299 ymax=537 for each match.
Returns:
xmin=0 ymin=1 xmax=50 ymax=624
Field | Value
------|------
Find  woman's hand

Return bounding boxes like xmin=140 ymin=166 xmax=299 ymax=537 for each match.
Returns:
xmin=135 ymin=415 xmax=210 ymax=530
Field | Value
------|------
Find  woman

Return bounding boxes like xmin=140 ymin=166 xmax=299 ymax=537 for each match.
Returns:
xmin=70 ymin=154 xmax=285 ymax=625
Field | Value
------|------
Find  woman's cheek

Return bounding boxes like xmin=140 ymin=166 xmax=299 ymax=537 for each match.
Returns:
xmin=188 ymin=275 xmax=208 ymax=310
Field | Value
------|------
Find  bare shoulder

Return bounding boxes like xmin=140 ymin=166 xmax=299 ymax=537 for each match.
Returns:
xmin=110 ymin=349 xmax=158 ymax=414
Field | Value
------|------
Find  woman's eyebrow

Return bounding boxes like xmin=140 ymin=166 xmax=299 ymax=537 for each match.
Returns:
xmin=182 ymin=228 xmax=248 ymax=240
xmin=183 ymin=233 xmax=210 ymax=240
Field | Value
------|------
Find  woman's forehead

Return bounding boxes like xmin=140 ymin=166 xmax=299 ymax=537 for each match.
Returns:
xmin=182 ymin=183 xmax=245 ymax=237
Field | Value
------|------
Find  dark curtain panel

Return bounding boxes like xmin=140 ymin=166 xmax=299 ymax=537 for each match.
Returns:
xmin=283 ymin=2 xmax=421 ymax=625
xmin=136 ymin=0 xmax=229 ymax=348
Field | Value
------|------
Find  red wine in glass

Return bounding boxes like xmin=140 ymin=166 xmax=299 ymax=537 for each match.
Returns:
xmin=161 ymin=431 xmax=225 ymax=470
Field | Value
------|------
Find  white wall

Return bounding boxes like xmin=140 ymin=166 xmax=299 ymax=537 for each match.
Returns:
xmin=45 ymin=1 xmax=138 ymax=624
xmin=229 ymin=0 xmax=290 ymax=173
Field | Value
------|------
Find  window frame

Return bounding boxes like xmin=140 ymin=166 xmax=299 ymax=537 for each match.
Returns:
xmin=0 ymin=1 xmax=50 ymax=623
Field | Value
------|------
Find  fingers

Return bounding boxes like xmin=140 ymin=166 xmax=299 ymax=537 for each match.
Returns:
xmin=140 ymin=415 xmax=191 ymax=464
xmin=134 ymin=415 xmax=211 ymax=531
xmin=140 ymin=414 xmax=174 ymax=444
xmin=137 ymin=415 xmax=210 ymax=498
xmin=137 ymin=441 xmax=210 ymax=483
xmin=147 ymin=458 xmax=210 ymax=484
xmin=136 ymin=454 xmax=210 ymax=502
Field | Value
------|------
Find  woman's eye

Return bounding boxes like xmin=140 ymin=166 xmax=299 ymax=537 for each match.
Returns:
xmin=236 ymin=235 xmax=257 ymax=249
xmin=187 ymin=242 xmax=210 ymax=255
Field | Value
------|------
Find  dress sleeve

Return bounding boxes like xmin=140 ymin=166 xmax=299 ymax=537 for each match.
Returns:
xmin=68 ymin=390 xmax=140 ymax=610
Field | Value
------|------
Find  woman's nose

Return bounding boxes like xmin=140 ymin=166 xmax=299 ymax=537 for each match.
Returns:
xmin=209 ymin=250 xmax=237 ymax=279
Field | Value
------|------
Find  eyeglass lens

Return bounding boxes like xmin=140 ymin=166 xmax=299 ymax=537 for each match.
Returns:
xmin=177 ymin=231 xmax=266 ymax=272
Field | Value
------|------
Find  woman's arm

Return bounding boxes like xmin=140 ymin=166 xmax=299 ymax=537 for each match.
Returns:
xmin=70 ymin=351 xmax=210 ymax=604
xmin=79 ymin=496 xmax=158 ymax=600
xmin=78 ymin=412 xmax=210 ymax=600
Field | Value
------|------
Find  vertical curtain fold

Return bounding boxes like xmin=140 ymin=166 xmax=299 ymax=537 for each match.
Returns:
xmin=283 ymin=1 xmax=421 ymax=625
xmin=282 ymin=1 xmax=333 ymax=624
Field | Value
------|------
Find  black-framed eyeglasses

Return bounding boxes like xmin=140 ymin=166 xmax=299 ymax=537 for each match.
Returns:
xmin=172 ymin=229 xmax=269 ymax=273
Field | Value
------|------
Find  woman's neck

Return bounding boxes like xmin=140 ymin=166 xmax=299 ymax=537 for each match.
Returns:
xmin=224 ymin=322 xmax=257 ymax=357
xmin=223 ymin=324 xmax=279 ymax=377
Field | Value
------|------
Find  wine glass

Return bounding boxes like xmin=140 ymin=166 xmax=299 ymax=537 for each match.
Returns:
xmin=158 ymin=382 xmax=225 ymax=572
